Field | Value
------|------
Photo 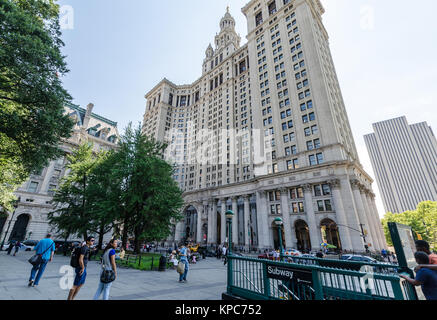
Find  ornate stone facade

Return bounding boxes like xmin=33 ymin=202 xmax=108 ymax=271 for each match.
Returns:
xmin=143 ymin=0 xmax=386 ymax=252
xmin=0 ymin=103 xmax=119 ymax=243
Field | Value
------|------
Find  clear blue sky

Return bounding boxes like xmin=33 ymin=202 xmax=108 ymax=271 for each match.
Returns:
xmin=57 ymin=0 xmax=437 ymax=216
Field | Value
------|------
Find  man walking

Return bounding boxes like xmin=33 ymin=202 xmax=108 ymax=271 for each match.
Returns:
xmin=28 ymin=234 xmax=55 ymax=287
xmin=13 ymin=240 xmax=22 ymax=256
xmin=67 ymin=236 xmax=94 ymax=300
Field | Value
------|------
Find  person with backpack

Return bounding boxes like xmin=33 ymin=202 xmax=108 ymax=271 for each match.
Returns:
xmin=67 ymin=236 xmax=94 ymax=300
xmin=28 ymin=234 xmax=55 ymax=287
xmin=13 ymin=241 xmax=22 ymax=256
xmin=93 ymin=239 xmax=118 ymax=300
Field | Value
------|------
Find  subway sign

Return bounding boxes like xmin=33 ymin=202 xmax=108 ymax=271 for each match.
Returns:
xmin=266 ymin=264 xmax=313 ymax=285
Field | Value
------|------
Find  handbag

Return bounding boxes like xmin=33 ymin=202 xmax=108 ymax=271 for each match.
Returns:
xmin=100 ymin=269 xmax=116 ymax=283
xmin=177 ymin=261 xmax=185 ymax=274
xmin=28 ymin=243 xmax=52 ymax=266
xmin=100 ymin=250 xmax=116 ymax=283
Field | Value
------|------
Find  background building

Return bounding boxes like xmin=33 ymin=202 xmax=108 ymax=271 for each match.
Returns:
xmin=0 ymin=103 xmax=119 ymax=244
xmin=364 ymin=116 xmax=437 ymax=214
xmin=143 ymin=0 xmax=386 ymax=253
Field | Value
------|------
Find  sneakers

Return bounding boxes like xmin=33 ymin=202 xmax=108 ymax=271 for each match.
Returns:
xmin=28 ymin=280 xmax=34 ymax=287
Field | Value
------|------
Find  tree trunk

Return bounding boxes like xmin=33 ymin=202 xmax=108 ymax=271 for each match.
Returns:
xmin=97 ymin=222 xmax=105 ymax=254
xmin=121 ymin=216 xmax=129 ymax=250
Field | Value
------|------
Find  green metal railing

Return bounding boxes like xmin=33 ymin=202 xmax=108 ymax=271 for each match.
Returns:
xmin=227 ymin=255 xmax=416 ymax=300
xmin=285 ymin=256 xmax=400 ymax=275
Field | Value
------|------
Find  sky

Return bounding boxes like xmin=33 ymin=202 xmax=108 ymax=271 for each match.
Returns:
xmin=56 ymin=0 xmax=437 ymax=218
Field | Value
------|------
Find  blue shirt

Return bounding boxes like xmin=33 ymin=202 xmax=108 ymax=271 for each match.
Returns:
xmin=416 ymin=268 xmax=437 ymax=300
xmin=179 ymin=247 xmax=188 ymax=262
xmin=34 ymin=238 xmax=55 ymax=261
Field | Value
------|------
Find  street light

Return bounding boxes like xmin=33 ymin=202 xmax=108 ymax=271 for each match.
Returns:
xmin=274 ymin=217 xmax=284 ymax=262
xmin=225 ymin=210 xmax=234 ymax=294
xmin=225 ymin=210 xmax=234 ymax=255
xmin=0 ymin=197 xmax=20 ymax=251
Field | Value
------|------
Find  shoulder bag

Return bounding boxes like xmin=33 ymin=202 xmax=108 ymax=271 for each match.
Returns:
xmin=100 ymin=250 xmax=116 ymax=283
xmin=28 ymin=242 xmax=53 ymax=266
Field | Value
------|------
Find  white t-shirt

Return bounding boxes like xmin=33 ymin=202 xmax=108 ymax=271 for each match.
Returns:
xmin=222 ymin=247 xmax=227 ymax=255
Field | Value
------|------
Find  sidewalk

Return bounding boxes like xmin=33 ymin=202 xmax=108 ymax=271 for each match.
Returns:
xmin=0 ymin=251 xmax=227 ymax=300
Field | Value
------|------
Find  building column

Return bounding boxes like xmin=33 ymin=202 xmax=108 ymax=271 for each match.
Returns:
xmin=256 ymin=191 xmax=269 ymax=250
xmin=350 ymin=179 xmax=374 ymax=251
xmin=280 ymin=188 xmax=293 ymax=250
xmin=206 ymin=200 xmax=213 ymax=245
xmin=231 ymin=197 xmax=238 ymax=246
xmin=369 ymin=193 xmax=387 ymax=249
xmin=360 ymin=189 xmax=381 ymax=251
xmin=220 ymin=198 xmax=227 ymax=245
xmin=243 ymin=195 xmax=251 ymax=248
xmin=212 ymin=199 xmax=218 ymax=244
xmin=328 ymin=179 xmax=353 ymax=251
xmin=196 ymin=203 xmax=202 ymax=244
xmin=303 ymin=184 xmax=321 ymax=251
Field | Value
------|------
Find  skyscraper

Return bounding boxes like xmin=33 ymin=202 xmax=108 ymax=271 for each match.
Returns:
xmin=143 ymin=0 xmax=386 ymax=252
xmin=365 ymin=116 xmax=437 ymax=214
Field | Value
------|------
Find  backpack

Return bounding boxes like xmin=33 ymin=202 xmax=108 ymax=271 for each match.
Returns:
xmin=70 ymin=246 xmax=82 ymax=268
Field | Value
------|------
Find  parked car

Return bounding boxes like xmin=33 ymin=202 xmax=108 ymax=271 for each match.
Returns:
xmin=340 ymin=254 xmax=377 ymax=263
xmin=22 ymin=240 xmax=39 ymax=251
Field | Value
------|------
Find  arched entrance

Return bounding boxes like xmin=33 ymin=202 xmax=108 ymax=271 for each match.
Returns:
xmin=9 ymin=214 xmax=30 ymax=242
xmin=320 ymin=219 xmax=342 ymax=251
xmin=184 ymin=206 xmax=197 ymax=243
xmin=295 ymin=220 xmax=311 ymax=253
xmin=272 ymin=221 xmax=286 ymax=250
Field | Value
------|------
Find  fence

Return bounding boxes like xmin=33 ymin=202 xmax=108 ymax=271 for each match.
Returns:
xmin=116 ymin=253 xmax=172 ymax=270
xmin=226 ymin=255 xmax=416 ymax=300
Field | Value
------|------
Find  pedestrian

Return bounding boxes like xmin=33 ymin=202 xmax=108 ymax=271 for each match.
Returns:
xmin=178 ymin=243 xmax=189 ymax=283
xmin=415 ymin=240 xmax=437 ymax=264
xmin=223 ymin=245 xmax=228 ymax=265
xmin=400 ymin=252 xmax=437 ymax=300
xmin=169 ymin=250 xmax=178 ymax=269
xmin=28 ymin=234 xmax=55 ymax=287
xmin=13 ymin=240 xmax=22 ymax=256
xmin=93 ymin=239 xmax=118 ymax=300
xmin=67 ymin=236 xmax=94 ymax=300
xmin=7 ymin=241 xmax=14 ymax=255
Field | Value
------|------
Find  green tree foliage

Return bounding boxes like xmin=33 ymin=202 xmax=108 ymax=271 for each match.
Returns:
xmin=48 ymin=142 xmax=103 ymax=241
xmin=382 ymin=201 xmax=437 ymax=250
xmin=48 ymin=124 xmax=184 ymax=252
xmin=0 ymin=0 xmax=73 ymax=210
xmin=107 ymin=123 xmax=183 ymax=253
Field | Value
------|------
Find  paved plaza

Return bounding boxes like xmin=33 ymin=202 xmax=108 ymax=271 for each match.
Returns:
xmin=0 ymin=251 xmax=227 ymax=300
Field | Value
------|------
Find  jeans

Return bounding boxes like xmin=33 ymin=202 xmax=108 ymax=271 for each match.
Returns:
xmin=93 ymin=281 xmax=113 ymax=300
xmin=179 ymin=260 xmax=189 ymax=281
xmin=29 ymin=259 xmax=49 ymax=285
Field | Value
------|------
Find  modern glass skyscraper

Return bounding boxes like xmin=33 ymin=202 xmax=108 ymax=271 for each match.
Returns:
xmin=365 ymin=116 xmax=437 ymax=214
xmin=143 ymin=0 xmax=386 ymax=252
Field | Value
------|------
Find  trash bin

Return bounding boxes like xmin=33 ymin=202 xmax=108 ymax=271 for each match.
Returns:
xmin=159 ymin=255 xmax=167 ymax=271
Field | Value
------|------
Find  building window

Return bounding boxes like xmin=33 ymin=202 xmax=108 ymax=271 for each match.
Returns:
xmin=255 ymin=12 xmax=263 ymax=27
xmin=268 ymin=1 xmax=277 ymax=15
xmin=28 ymin=181 xmax=39 ymax=193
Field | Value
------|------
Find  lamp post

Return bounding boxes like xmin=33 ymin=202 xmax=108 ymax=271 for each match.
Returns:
xmin=274 ymin=217 xmax=284 ymax=262
xmin=226 ymin=210 xmax=234 ymax=254
xmin=225 ymin=210 xmax=234 ymax=294
xmin=0 ymin=197 xmax=20 ymax=251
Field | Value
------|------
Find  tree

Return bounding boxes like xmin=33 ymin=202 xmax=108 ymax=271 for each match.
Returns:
xmin=0 ymin=0 xmax=74 ymax=210
xmin=382 ymin=201 xmax=437 ymax=251
xmin=48 ymin=142 xmax=103 ymax=241
xmin=106 ymin=123 xmax=184 ymax=252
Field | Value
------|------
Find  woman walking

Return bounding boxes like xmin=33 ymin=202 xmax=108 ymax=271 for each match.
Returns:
xmin=93 ymin=239 xmax=118 ymax=300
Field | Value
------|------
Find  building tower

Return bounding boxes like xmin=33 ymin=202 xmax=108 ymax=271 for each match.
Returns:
xmin=142 ymin=1 xmax=386 ymax=253
xmin=365 ymin=116 xmax=437 ymax=214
